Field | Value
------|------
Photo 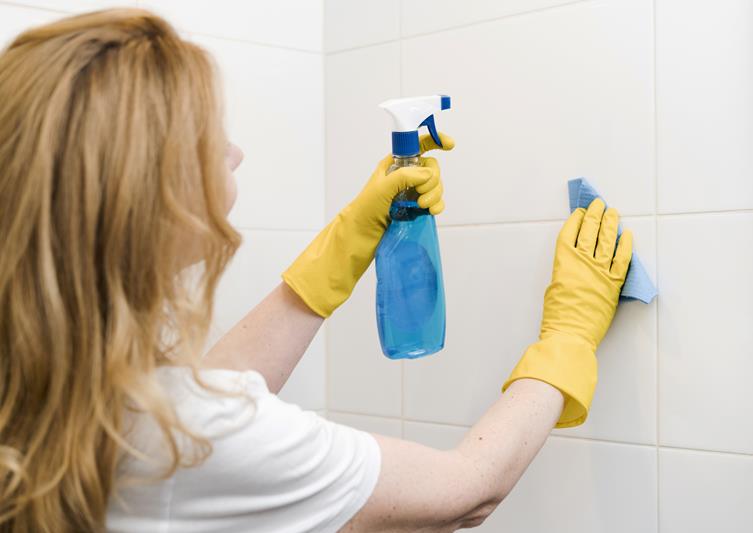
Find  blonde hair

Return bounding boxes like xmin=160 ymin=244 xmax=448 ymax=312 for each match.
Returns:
xmin=0 ymin=9 xmax=240 ymax=531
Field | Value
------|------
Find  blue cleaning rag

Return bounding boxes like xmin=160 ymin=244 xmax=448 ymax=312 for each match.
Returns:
xmin=568 ymin=178 xmax=657 ymax=304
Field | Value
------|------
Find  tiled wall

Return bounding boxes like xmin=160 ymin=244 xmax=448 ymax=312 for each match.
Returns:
xmin=3 ymin=1 xmax=753 ymax=531
xmin=325 ymin=1 xmax=753 ymax=532
xmin=0 ymin=0 xmax=326 ymax=412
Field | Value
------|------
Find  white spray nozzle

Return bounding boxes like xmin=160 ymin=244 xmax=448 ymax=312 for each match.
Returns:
xmin=379 ymin=95 xmax=451 ymax=156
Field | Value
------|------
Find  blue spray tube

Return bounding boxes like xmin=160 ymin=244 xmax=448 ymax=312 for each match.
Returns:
xmin=375 ymin=95 xmax=451 ymax=360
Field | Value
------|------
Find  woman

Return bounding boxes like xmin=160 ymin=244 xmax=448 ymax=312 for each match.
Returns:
xmin=0 ymin=9 xmax=633 ymax=533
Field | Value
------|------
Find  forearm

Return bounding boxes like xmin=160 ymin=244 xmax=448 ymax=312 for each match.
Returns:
xmin=455 ymin=378 xmax=564 ymax=503
xmin=203 ymin=282 xmax=323 ymax=393
xmin=348 ymin=379 xmax=563 ymax=532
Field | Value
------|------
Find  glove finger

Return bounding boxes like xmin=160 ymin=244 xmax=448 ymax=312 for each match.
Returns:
xmin=415 ymin=172 xmax=439 ymax=194
xmin=429 ymin=198 xmax=445 ymax=215
xmin=418 ymin=181 xmax=443 ymax=209
xmin=595 ymin=207 xmax=620 ymax=268
xmin=576 ymin=198 xmax=606 ymax=256
xmin=415 ymin=158 xmax=440 ymax=194
xmin=387 ymin=166 xmax=433 ymax=195
xmin=611 ymin=229 xmax=634 ymax=279
xmin=378 ymin=154 xmax=395 ymax=175
xmin=419 ymin=131 xmax=455 ymax=155
xmin=558 ymin=208 xmax=586 ymax=247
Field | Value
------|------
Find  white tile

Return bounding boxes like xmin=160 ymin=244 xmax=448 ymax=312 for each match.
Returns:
xmin=401 ymin=0 xmax=584 ymax=37
xmin=324 ymin=0 xmax=399 ymax=52
xmin=193 ymin=35 xmax=324 ymax=230
xmin=556 ymin=217 xmax=657 ymax=444
xmin=325 ymin=43 xmax=399 ymax=220
xmin=208 ymin=229 xmax=325 ymax=410
xmin=658 ymin=213 xmax=753 ymax=454
xmin=656 ymin=0 xmax=753 ymax=213
xmin=402 ymin=0 xmax=655 ymax=225
xmin=0 ymin=4 xmax=62 ymax=47
xmin=326 ymin=265 xmax=403 ymax=417
xmin=407 ymin=427 xmax=658 ymax=533
xmin=327 ymin=412 xmax=402 ymax=438
xmin=141 ymin=0 xmax=323 ymax=51
xmin=210 ymin=229 xmax=316 ymax=337
xmin=404 ymin=219 xmax=656 ymax=447
xmin=482 ymin=437 xmax=657 ymax=533
xmin=403 ymin=223 xmax=557 ymax=426
xmin=660 ymin=449 xmax=753 ymax=533
xmin=403 ymin=421 xmax=465 ymax=450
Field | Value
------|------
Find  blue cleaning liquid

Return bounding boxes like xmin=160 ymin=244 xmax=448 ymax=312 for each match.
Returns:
xmin=375 ymin=200 xmax=446 ymax=359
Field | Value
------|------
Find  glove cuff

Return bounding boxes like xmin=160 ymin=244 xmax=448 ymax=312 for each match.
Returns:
xmin=282 ymin=208 xmax=381 ymax=318
xmin=502 ymin=335 xmax=597 ymax=428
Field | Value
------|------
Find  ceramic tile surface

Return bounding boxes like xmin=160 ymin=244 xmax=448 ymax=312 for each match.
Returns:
xmin=141 ymin=0 xmax=323 ymax=51
xmin=194 ymin=34 xmax=324 ymax=231
xmin=402 ymin=0 xmax=654 ymax=225
xmin=660 ymin=448 xmax=753 ymax=533
xmin=325 ymin=0 xmax=399 ymax=52
xmin=658 ymin=213 xmax=753 ymax=454
xmin=656 ymin=0 xmax=753 ymax=213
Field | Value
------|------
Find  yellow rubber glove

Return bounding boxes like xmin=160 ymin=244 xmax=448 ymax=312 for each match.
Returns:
xmin=282 ymin=133 xmax=455 ymax=318
xmin=503 ymin=198 xmax=634 ymax=428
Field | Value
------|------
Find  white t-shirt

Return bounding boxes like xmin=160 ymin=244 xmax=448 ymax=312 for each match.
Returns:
xmin=106 ymin=367 xmax=381 ymax=533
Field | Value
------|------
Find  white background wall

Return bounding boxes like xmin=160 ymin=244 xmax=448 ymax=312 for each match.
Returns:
xmin=0 ymin=0 xmax=326 ymax=412
xmin=2 ymin=1 xmax=752 ymax=532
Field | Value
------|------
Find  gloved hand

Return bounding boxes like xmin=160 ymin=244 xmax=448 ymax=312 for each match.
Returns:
xmin=282 ymin=133 xmax=455 ymax=318
xmin=503 ymin=198 xmax=633 ymax=427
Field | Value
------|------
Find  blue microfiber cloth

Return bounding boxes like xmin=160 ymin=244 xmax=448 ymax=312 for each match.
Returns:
xmin=568 ymin=178 xmax=657 ymax=304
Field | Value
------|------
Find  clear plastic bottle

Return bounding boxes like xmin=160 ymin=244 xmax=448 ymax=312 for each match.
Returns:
xmin=375 ymin=155 xmax=446 ymax=359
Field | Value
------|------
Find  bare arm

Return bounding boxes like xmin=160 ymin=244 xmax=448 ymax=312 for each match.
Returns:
xmin=202 ymin=282 xmax=323 ymax=393
xmin=343 ymin=378 xmax=563 ymax=532
xmin=344 ymin=200 xmax=632 ymax=532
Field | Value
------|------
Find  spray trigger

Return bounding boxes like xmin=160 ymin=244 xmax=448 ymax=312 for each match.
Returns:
xmin=419 ymin=115 xmax=442 ymax=148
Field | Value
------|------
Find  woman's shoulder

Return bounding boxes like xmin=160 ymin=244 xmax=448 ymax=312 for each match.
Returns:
xmin=151 ymin=366 xmax=270 ymax=436
xmin=156 ymin=365 xmax=270 ymax=398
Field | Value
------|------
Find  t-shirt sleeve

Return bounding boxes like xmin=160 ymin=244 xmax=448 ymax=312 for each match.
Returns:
xmin=162 ymin=368 xmax=382 ymax=533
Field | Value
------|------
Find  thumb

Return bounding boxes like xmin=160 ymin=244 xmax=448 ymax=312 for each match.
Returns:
xmin=419 ymin=131 xmax=455 ymax=154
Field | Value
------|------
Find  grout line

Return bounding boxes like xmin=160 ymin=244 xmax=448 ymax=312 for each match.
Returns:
xmin=656 ymin=444 xmax=753 ymax=459
xmin=329 ymin=410 xmax=402 ymax=422
xmin=652 ymin=0 xmax=661 ymax=530
xmin=189 ymin=30 xmax=321 ymax=55
xmin=326 ymin=0 xmax=594 ymax=57
xmin=321 ymin=0 xmax=329 ymax=418
xmin=0 ymin=1 xmax=70 ymax=14
xmin=232 ymin=226 xmax=319 ymax=233
xmin=656 ymin=207 xmax=753 ymax=218
xmin=228 ymin=204 xmax=753 ymax=237
xmin=320 ymin=0 xmax=325 ymax=54
xmin=230 ymin=206 xmax=752 ymax=236
xmin=324 ymin=330 xmax=332 ymax=416
xmin=550 ymin=433 xmax=656 ymax=450
xmin=396 ymin=2 xmax=403 ymax=433
xmin=0 ymin=0 xmax=322 ymax=55
xmin=438 ymin=213 xmax=655 ymax=229
xmin=401 ymin=0 xmax=594 ymax=41
xmin=327 ymin=410 xmax=753 ymax=458
xmin=326 ymin=37 xmax=400 ymax=56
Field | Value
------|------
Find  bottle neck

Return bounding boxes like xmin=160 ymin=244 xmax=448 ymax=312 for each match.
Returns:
xmin=389 ymin=155 xmax=422 ymax=205
xmin=392 ymin=155 xmax=420 ymax=167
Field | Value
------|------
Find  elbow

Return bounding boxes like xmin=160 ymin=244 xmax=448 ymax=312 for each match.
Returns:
xmin=456 ymin=496 xmax=504 ymax=530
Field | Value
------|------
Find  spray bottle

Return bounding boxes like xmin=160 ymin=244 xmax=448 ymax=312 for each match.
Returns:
xmin=375 ymin=94 xmax=451 ymax=359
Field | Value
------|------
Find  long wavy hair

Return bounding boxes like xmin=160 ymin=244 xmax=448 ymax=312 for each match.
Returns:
xmin=0 ymin=9 xmax=241 ymax=532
